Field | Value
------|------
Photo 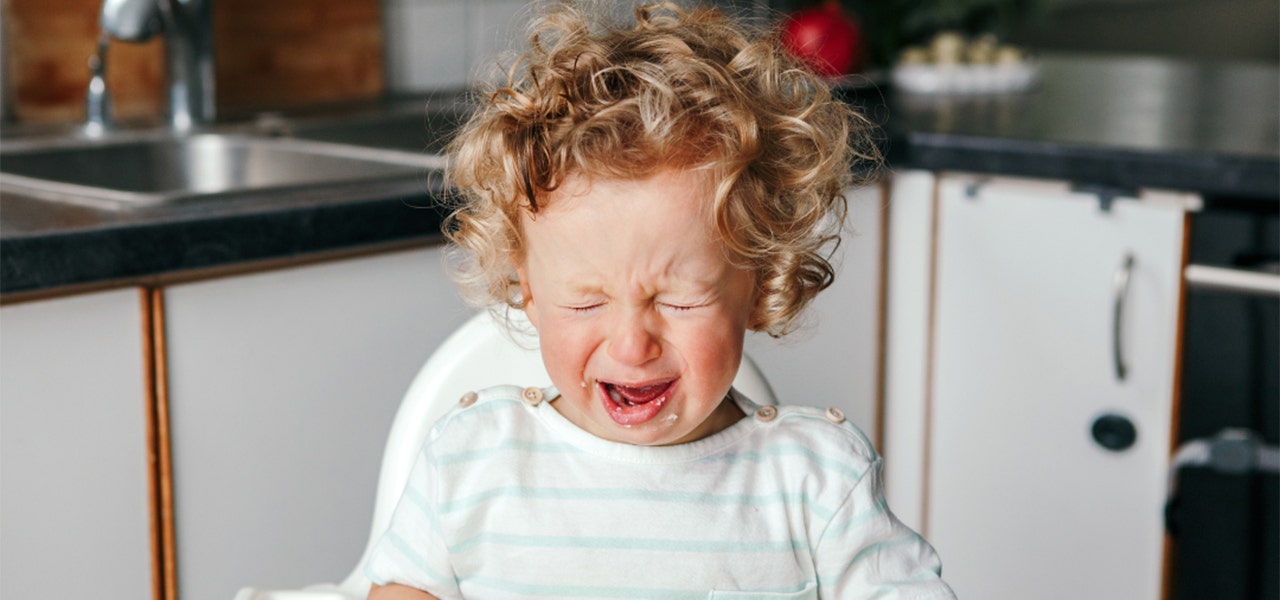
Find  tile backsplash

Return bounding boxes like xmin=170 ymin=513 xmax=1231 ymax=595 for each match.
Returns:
xmin=2 ymin=0 xmax=383 ymax=124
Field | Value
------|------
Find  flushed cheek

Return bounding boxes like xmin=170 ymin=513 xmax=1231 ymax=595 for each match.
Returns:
xmin=682 ymin=333 xmax=743 ymax=380
xmin=537 ymin=327 xmax=597 ymax=382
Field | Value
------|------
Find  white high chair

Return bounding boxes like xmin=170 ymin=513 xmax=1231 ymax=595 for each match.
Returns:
xmin=234 ymin=309 xmax=776 ymax=600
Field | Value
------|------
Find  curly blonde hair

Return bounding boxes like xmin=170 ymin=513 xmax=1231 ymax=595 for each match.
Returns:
xmin=444 ymin=1 xmax=878 ymax=336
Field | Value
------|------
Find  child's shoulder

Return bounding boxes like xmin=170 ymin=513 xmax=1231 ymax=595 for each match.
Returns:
xmin=727 ymin=400 xmax=883 ymax=498
xmin=427 ymin=384 xmax=548 ymax=439
xmin=746 ymin=401 xmax=881 ymax=466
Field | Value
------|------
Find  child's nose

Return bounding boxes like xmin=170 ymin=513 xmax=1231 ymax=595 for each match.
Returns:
xmin=607 ymin=312 xmax=662 ymax=366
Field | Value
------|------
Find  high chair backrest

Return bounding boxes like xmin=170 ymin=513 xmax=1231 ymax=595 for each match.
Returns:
xmin=335 ymin=308 xmax=777 ymax=595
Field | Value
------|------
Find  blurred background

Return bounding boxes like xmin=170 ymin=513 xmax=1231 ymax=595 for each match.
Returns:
xmin=2 ymin=0 xmax=1276 ymax=124
xmin=0 ymin=1 xmax=1275 ymax=599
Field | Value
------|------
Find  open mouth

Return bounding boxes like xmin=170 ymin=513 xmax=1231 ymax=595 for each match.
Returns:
xmin=597 ymin=379 xmax=676 ymax=426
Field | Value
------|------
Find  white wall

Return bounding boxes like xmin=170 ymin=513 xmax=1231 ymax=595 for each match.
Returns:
xmin=381 ymin=0 xmax=767 ymax=93
xmin=382 ymin=0 xmax=535 ymax=93
xmin=745 ymin=184 xmax=885 ymax=445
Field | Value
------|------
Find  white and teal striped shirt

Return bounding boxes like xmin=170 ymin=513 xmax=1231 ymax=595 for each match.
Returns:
xmin=365 ymin=385 xmax=954 ymax=599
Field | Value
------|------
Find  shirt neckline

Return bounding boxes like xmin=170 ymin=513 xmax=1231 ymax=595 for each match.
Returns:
xmin=531 ymin=386 xmax=763 ymax=464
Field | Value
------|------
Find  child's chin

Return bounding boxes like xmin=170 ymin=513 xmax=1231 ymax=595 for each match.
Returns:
xmin=599 ymin=420 xmax=684 ymax=446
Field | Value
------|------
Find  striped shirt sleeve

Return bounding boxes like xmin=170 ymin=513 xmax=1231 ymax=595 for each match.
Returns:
xmin=364 ymin=444 xmax=462 ymax=599
xmin=813 ymin=459 xmax=956 ymax=599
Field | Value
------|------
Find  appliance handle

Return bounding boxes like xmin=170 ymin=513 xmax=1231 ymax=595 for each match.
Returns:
xmin=1185 ymin=264 xmax=1280 ymax=297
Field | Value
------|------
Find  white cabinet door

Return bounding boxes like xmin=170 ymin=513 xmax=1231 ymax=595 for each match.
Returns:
xmin=925 ymin=175 xmax=1192 ymax=599
xmin=162 ymin=247 xmax=471 ymax=600
xmin=0 ymin=289 xmax=155 ymax=599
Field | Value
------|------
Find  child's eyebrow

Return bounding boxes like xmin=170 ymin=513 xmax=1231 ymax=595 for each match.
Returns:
xmin=554 ymin=280 xmax=606 ymax=297
xmin=569 ymin=278 xmax=726 ymax=300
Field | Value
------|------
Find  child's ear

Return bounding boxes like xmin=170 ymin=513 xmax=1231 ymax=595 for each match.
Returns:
xmin=517 ymin=266 xmax=539 ymax=329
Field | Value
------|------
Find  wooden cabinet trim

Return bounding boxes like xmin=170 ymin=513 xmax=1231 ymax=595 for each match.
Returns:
xmin=1159 ymin=212 xmax=1193 ymax=600
xmin=142 ymin=288 xmax=178 ymax=600
xmin=918 ymin=175 xmax=942 ymax=538
xmin=873 ymin=179 xmax=890 ymax=450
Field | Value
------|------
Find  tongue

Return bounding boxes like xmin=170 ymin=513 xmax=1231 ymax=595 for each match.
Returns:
xmin=600 ymin=381 xmax=673 ymax=426
xmin=612 ymin=382 xmax=668 ymax=405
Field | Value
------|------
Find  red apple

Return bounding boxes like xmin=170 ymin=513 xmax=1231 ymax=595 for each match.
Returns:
xmin=781 ymin=1 xmax=862 ymax=77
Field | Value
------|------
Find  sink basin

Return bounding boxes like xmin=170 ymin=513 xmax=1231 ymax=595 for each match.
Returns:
xmin=286 ymin=111 xmax=466 ymax=155
xmin=0 ymin=133 xmax=436 ymax=208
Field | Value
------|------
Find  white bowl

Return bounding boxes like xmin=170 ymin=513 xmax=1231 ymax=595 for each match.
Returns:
xmin=891 ymin=62 xmax=1039 ymax=95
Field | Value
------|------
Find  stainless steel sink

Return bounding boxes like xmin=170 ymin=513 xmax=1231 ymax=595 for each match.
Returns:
xmin=286 ymin=111 xmax=465 ymax=155
xmin=0 ymin=133 xmax=439 ymax=209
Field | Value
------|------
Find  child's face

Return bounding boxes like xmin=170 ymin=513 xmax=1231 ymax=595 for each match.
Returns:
xmin=517 ymin=168 xmax=757 ymax=446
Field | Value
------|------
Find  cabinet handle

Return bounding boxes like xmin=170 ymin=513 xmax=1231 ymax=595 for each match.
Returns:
xmin=1112 ymin=253 xmax=1134 ymax=382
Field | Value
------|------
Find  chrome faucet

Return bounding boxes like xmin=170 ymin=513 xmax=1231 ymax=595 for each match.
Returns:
xmin=86 ymin=0 xmax=215 ymax=134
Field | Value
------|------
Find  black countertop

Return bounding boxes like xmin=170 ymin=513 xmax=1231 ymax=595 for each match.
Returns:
xmin=2 ymin=53 xmax=1276 ymax=298
xmin=868 ymin=54 xmax=1278 ymax=200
